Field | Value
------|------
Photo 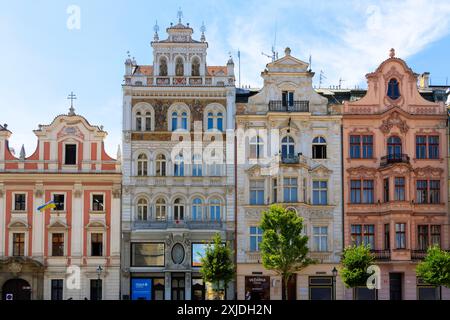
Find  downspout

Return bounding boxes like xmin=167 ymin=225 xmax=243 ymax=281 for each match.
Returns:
xmin=341 ymin=123 xmax=345 ymax=254
xmin=234 ymin=130 xmax=238 ymax=300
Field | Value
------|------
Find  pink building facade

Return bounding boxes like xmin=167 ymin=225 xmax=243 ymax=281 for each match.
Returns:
xmin=0 ymin=109 xmax=121 ymax=300
xmin=342 ymin=49 xmax=450 ymax=300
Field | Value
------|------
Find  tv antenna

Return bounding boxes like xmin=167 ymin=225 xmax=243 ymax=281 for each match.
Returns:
xmin=338 ymin=78 xmax=346 ymax=89
xmin=261 ymin=23 xmax=278 ymax=62
xmin=319 ymin=70 xmax=327 ymax=88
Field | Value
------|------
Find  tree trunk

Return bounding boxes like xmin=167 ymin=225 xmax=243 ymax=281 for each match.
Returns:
xmin=283 ymin=275 xmax=289 ymax=301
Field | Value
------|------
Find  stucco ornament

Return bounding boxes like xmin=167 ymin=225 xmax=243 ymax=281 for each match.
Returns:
xmin=379 ymin=111 xmax=409 ymax=134
xmin=8 ymin=261 xmax=23 ymax=274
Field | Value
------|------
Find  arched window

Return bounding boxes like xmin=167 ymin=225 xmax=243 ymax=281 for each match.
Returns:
xmin=156 ymin=154 xmax=166 ymax=176
xmin=159 ymin=57 xmax=168 ymax=76
xmin=312 ymin=137 xmax=327 ymax=159
xmin=173 ymin=198 xmax=185 ymax=221
xmin=249 ymin=136 xmax=264 ymax=159
xmin=281 ymin=136 xmax=295 ymax=159
xmin=137 ymin=153 xmax=148 ymax=176
xmin=217 ymin=112 xmax=223 ymax=131
xmin=191 ymin=57 xmax=200 ymax=76
xmin=192 ymin=154 xmax=202 ymax=177
xmin=209 ymin=199 xmax=221 ymax=221
xmin=175 ymin=57 xmax=184 ymax=76
xmin=207 ymin=112 xmax=214 ymax=130
xmin=155 ymin=198 xmax=166 ymax=221
xmin=387 ymin=78 xmax=400 ymax=100
xmin=137 ymin=198 xmax=148 ymax=221
xmin=191 ymin=198 xmax=203 ymax=221
xmin=135 ymin=112 xmax=142 ymax=131
xmin=171 ymin=111 xmax=188 ymax=131
xmin=387 ymin=136 xmax=402 ymax=160
xmin=174 ymin=154 xmax=184 ymax=177
xmin=145 ymin=112 xmax=152 ymax=131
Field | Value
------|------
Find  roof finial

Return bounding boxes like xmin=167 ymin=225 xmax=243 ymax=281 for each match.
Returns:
xmin=153 ymin=20 xmax=159 ymax=41
xmin=389 ymin=48 xmax=395 ymax=58
xmin=200 ymin=21 xmax=206 ymax=42
xmin=116 ymin=144 xmax=122 ymax=162
xmin=177 ymin=7 xmax=183 ymax=23
xmin=285 ymin=47 xmax=291 ymax=56
xmin=20 ymin=144 xmax=26 ymax=160
xmin=67 ymin=91 xmax=77 ymax=115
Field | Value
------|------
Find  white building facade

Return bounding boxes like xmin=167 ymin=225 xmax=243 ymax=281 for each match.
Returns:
xmin=235 ymin=48 xmax=344 ymax=300
xmin=120 ymin=17 xmax=236 ymax=300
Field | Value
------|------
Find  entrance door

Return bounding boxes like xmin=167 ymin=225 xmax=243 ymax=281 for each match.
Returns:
xmin=2 ymin=279 xmax=31 ymax=300
xmin=192 ymin=278 xmax=205 ymax=300
xmin=171 ymin=275 xmax=185 ymax=300
xmin=282 ymin=275 xmax=297 ymax=300
xmin=389 ymin=273 xmax=403 ymax=300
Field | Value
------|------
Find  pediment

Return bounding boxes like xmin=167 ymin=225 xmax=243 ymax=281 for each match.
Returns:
xmin=85 ymin=220 xmax=108 ymax=229
xmin=47 ymin=220 xmax=69 ymax=229
xmin=268 ymin=55 xmax=309 ymax=71
xmin=8 ymin=220 xmax=29 ymax=229
xmin=309 ymin=164 xmax=333 ymax=177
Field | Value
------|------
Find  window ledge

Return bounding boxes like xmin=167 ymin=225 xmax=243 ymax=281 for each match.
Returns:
xmin=11 ymin=210 xmax=27 ymax=214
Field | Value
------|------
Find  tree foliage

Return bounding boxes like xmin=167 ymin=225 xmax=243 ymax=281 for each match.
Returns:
xmin=340 ymin=244 xmax=375 ymax=288
xmin=416 ymin=246 xmax=450 ymax=288
xmin=259 ymin=204 xmax=314 ymax=300
xmin=199 ymin=233 xmax=235 ymax=297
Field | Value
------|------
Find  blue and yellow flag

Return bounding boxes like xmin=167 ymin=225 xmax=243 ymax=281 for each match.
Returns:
xmin=37 ymin=200 xmax=56 ymax=212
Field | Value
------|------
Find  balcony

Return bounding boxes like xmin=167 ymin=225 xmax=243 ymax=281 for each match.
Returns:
xmin=411 ymin=250 xmax=427 ymax=260
xmin=279 ymin=154 xmax=307 ymax=165
xmin=380 ymin=154 xmax=410 ymax=167
xmin=371 ymin=249 xmax=391 ymax=261
xmin=268 ymin=100 xmax=309 ymax=112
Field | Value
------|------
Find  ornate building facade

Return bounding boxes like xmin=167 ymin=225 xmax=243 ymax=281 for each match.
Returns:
xmin=235 ymin=48 xmax=343 ymax=300
xmin=0 ymin=110 xmax=121 ymax=300
xmin=120 ymin=17 xmax=236 ymax=300
xmin=342 ymin=49 xmax=450 ymax=300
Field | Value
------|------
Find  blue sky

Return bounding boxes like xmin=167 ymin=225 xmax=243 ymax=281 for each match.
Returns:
xmin=1 ymin=0 xmax=450 ymax=155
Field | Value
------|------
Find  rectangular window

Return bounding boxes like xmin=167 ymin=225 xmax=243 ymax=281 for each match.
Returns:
xmin=350 ymin=135 xmax=373 ymax=159
xmin=91 ymin=233 xmax=103 ymax=256
xmin=395 ymin=223 xmax=406 ymax=249
xmin=64 ymin=144 xmax=77 ymax=165
xmin=351 ymin=225 xmax=374 ymax=249
xmin=416 ymin=180 xmax=428 ymax=204
xmin=416 ymin=135 xmax=427 ymax=159
xmin=428 ymin=136 xmax=439 ymax=159
xmin=417 ymin=180 xmax=440 ymax=204
xmin=417 ymin=225 xmax=429 ymax=250
xmin=383 ymin=178 xmax=390 ymax=202
xmin=384 ymin=224 xmax=390 ymax=250
xmin=90 ymin=279 xmax=102 ymax=301
xmin=92 ymin=194 xmax=104 ymax=211
xmin=431 ymin=225 xmax=441 ymax=247
xmin=309 ymin=277 xmax=333 ymax=300
xmin=51 ymin=233 xmax=64 ymax=256
xmin=282 ymin=91 xmax=294 ymax=107
xmin=351 ymin=180 xmax=361 ymax=204
xmin=14 ymin=193 xmax=26 ymax=211
xmin=250 ymin=180 xmax=265 ymax=205
xmin=249 ymin=226 xmax=263 ymax=252
xmin=363 ymin=180 xmax=374 ymax=204
xmin=12 ymin=233 xmax=25 ymax=256
xmin=429 ymin=180 xmax=440 ymax=204
xmin=313 ymin=226 xmax=328 ymax=252
xmin=145 ymin=116 xmax=151 ymax=131
xmin=272 ymin=179 xmax=277 ymax=203
xmin=312 ymin=180 xmax=328 ymax=205
xmin=350 ymin=180 xmax=373 ymax=204
xmin=53 ymin=194 xmax=65 ymax=211
xmin=394 ymin=177 xmax=405 ymax=201
xmin=283 ymin=178 xmax=298 ymax=203
xmin=131 ymin=243 xmax=165 ymax=267
xmin=51 ymin=279 xmax=64 ymax=300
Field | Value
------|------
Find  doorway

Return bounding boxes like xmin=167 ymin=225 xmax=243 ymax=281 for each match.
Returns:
xmin=171 ymin=274 xmax=185 ymax=300
xmin=2 ymin=278 xmax=32 ymax=300
xmin=389 ymin=273 xmax=403 ymax=300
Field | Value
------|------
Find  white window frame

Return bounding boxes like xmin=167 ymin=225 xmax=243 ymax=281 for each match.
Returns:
xmin=62 ymin=141 xmax=78 ymax=166
xmin=90 ymin=193 xmax=106 ymax=212
xmin=88 ymin=231 xmax=105 ymax=257
xmin=49 ymin=231 xmax=67 ymax=257
xmin=312 ymin=226 xmax=329 ymax=252
xmin=9 ymin=231 xmax=28 ymax=257
xmin=51 ymin=192 xmax=67 ymax=212
xmin=12 ymin=192 xmax=27 ymax=212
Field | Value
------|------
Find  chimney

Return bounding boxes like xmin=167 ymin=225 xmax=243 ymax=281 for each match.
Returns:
xmin=419 ymin=72 xmax=430 ymax=88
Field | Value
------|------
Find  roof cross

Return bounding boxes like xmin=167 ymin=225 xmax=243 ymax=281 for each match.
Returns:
xmin=67 ymin=91 xmax=77 ymax=115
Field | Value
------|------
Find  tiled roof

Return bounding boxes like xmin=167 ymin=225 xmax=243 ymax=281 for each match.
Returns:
xmin=133 ymin=65 xmax=153 ymax=76
xmin=207 ymin=66 xmax=227 ymax=76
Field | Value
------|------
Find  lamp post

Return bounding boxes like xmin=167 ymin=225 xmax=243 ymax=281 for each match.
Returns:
xmin=332 ymin=267 xmax=338 ymax=300
xmin=96 ymin=265 xmax=103 ymax=300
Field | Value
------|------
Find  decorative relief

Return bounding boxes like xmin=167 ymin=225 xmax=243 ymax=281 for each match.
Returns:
xmin=8 ymin=262 xmax=22 ymax=274
xmin=124 ymin=131 xmax=131 ymax=143
xmin=414 ymin=166 xmax=444 ymax=177
xmin=379 ymin=111 xmax=409 ymax=134
xmin=112 ymin=185 xmax=121 ymax=199
xmin=309 ymin=165 xmax=332 ymax=178
xmin=74 ymin=187 xmax=83 ymax=198
xmin=347 ymin=166 xmax=378 ymax=178
xmin=35 ymin=188 xmax=44 ymax=198
xmin=57 ymin=126 xmax=85 ymax=140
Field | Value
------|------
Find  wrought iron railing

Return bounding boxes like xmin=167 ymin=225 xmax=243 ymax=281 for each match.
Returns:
xmin=380 ymin=154 xmax=410 ymax=166
xmin=268 ymin=100 xmax=309 ymax=112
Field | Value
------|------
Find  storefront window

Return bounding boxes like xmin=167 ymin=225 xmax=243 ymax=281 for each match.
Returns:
xmin=245 ymin=276 xmax=270 ymax=300
xmin=131 ymin=243 xmax=165 ymax=266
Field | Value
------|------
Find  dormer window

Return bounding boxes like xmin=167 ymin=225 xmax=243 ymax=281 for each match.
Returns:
xmin=159 ymin=57 xmax=168 ymax=76
xmin=64 ymin=144 xmax=77 ymax=165
xmin=282 ymin=91 xmax=294 ymax=107
xmin=387 ymin=78 xmax=400 ymax=100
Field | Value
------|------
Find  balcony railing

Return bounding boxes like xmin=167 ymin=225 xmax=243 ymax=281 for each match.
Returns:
xmin=411 ymin=250 xmax=427 ymax=260
xmin=133 ymin=219 xmax=223 ymax=230
xmin=268 ymin=100 xmax=309 ymax=112
xmin=380 ymin=154 xmax=410 ymax=167
xmin=371 ymin=249 xmax=391 ymax=261
xmin=281 ymin=154 xmax=300 ymax=164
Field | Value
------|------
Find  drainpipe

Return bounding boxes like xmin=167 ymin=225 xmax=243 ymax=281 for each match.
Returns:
xmin=234 ymin=131 xmax=238 ymax=300
xmin=341 ymin=123 xmax=345 ymax=253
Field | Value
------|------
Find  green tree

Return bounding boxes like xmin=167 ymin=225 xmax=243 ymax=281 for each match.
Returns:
xmin=340 ymin=244 xmax=375 ymax=289
xmin=259 ymin=204 xmax=314 ymax=300
xmin=199 ymin=233 xmax=235 ymax=299
xmin=416 ymin=245 xmax=450 ymax=289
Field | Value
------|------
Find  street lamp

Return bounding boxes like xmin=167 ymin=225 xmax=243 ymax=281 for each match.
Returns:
xmin=96 ymin=265 xmax=103 ymax=300
xmin=332 ymin=267 xmax=338 ymax=300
